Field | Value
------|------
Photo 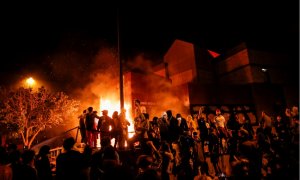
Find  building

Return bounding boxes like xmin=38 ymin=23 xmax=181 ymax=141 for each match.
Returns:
xmin=148 ymin=39 xmax=298 ymax=123
xmin=122 ymin=39 xmax=297 ymax=123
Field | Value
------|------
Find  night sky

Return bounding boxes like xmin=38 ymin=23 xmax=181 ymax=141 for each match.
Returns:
xmin=0 ymin=3 xmax=298 ymax=89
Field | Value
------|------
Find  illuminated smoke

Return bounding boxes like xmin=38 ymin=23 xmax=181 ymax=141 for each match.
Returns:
xmin=57 ymin=47 xmax=119 ymax=111
xmin=125 ymin=53 xmax=190 ymax=119
xmin=48 ymin=45 xmax=189 ymax=136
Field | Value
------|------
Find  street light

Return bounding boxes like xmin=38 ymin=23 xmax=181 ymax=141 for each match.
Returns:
xmin=261 ymin=68 xmax=268 ymax=72
xmin=26 ymin=77 xmax=35 ymax=89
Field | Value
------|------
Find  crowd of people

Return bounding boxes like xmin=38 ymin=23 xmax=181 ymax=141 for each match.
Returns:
xmin=0 ymin=101 xmax=299 ymax=180
xmin=78 ymin=106 xmax=131 ymax=150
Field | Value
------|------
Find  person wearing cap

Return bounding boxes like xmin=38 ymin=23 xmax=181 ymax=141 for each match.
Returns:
xmin=97 ymin=110 xmax=113 ymax=144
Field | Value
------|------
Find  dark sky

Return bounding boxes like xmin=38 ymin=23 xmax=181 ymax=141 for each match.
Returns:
xmin=0 ymin=3 xmax=298 ymax=87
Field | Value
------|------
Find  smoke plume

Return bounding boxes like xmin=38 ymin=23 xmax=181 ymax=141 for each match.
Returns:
xmin=48 ymin=45 xmax=190 ymax=123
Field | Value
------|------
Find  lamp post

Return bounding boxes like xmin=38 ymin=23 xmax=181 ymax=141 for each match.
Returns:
xmin=24 ymin=77 xmax=35 ymax=150
xmin=117 ymin=8 xmax=124 ymax=111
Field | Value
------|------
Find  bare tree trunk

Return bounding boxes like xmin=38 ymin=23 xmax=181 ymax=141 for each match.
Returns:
xmin=21 ymin=132 xmax=26 ymax=146
xmin=25 ymin=128 xmax=29 ymax=148
xmin=28 ymin=128 xmax=42 ymax=149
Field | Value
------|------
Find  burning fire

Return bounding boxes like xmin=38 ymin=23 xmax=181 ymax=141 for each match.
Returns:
xmin=99 ymin=97 xmax=135 ymax=138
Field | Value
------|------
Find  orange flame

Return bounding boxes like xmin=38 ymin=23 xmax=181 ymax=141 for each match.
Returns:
xmin=99 ymin=97 xmax=135 ymax=138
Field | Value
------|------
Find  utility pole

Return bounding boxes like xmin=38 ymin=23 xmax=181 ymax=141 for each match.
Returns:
xmin=117 ymin=8 xmax=124 ymax=110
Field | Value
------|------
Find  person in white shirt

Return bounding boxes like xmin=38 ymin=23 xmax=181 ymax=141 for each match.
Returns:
xmin=214 ymin=109 xmax=229 ymax=154
xmin=215 ymin=109 xmax=226 ymax=129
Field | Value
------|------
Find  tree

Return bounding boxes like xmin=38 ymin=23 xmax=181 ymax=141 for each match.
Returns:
xmin=0 ymin=87 xmax=80 ymax=149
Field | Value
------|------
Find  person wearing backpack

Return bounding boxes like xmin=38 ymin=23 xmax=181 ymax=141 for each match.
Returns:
xmin=85 ymin=107 xmax=99 ymax=148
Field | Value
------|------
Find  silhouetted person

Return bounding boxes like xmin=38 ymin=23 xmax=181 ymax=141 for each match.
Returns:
xmin=56 ymin=137 xmax=85 ymax=180
xmin=194 ymin=162 xmax=213 ymax=180
xmin=197 ymin=108 xmax=209 ymax=149
xmin=97 ymin=110 xmax=113 ymax=144
xmin=19 ymin=150 xmax=38 ymax=180
xmin=241 ymin=112 xmax=254 ymax=140
xmin=8 ymin=144 xmax=22 ymax=180
xmin=128 ymin=101 xmax=150 ymax=151
xmin=135 ymin=155 xmax=160 ymax=180
xmin=158 ymin=112 xmax=169 ymax=142
xmin=159 ymin=141 xmax=174 ymax=180
xmin=167 ymin=110 xmax=179 ymax=143
xmin=149 ymin=117 xmax=161 ymax=150
xmin=176 ymin=113 xmax=188 ymax=136
xmin=208 ymin=128 xmax=221 ymax=176
xmin=35 ymin=145 xmax=52 ymax=180
xmin=90 ymin=136 xmax=111 ymax=180
xmin=78 ymin=110 xmax=87 ymax=143
xmin=118 ymin=109 xmax=131 ymax=150
xmin=0 ymin=146 xmax=13 ymax=180
xmin=192 ymin=132 xmax=205 ymax=177
xmin=86 ymin=107 xmax=97 ymax=147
